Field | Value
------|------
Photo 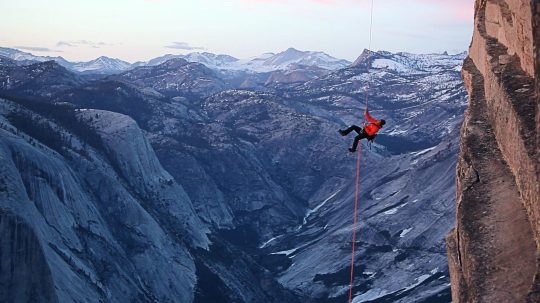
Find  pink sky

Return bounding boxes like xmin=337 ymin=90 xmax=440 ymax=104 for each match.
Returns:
xmin=1 ymin=0 xmax=475 ymax=62
xmin=241 ymin=0 xmax=473 ymax=22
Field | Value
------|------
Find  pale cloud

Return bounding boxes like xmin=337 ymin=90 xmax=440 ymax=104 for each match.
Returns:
xmin=56 ymin=40 xmax=116 ymax=48
xmin=164 ymin=41 xmax=205 ymax=50
xmin=57 ymin=41 xmax=75 ymax=47
xmin=14 ymin=46 xmax=62 ymax=53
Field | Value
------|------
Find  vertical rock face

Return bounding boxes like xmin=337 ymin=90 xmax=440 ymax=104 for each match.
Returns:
xmin=447 ymin=0 xmax=540 ymax=302
xmin=0 ymin=213 xmax=58 ymax=302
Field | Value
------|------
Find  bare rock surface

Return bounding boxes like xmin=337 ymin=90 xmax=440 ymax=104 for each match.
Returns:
xmin=447 ymin=1 xmax=540 ymax=302
xmin=0 ymin=102 xmax=205 ymax=302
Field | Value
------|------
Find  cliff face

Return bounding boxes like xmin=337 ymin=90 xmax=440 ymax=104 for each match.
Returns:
xmin=447 ymin=0 xmax=540 ymax=302
xmin=0 ymin=103 xmax=208 ymax=302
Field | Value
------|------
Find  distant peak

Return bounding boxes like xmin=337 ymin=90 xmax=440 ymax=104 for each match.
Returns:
xmin=361 ymin=49 xmax=375 ymax=56
xmin=91 ymin=56 xmax=113 ymax=63
xmin=283 ymin=47 xmax=303 ymax=53
xmin=351 ymin=49 xmax=377 ymax=67
xmin=161 ymin=57 xmax=189 ymax=65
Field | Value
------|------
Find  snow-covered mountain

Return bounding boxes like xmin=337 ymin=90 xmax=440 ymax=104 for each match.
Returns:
xmin=1 ymin=46 xmax=351 ymax=76
xmin=221 ymin=48 xmax=351 ymax=72
xmin=352 ymin=49 xmax=465 ymax=73
xmin=0 ymin=47 xmax=72 ymax=67
xmin=141 ymin=48 xmax=350 ymax=73
xmin=70 ymin=56 xmax=132 ymax=74
xmin=146 ymin=52 xmax=239 ymax=68
xmin=0 ymin=47 xmax=131 ymax=75
xmin=260 ymin=47 xmax=350 ymax=70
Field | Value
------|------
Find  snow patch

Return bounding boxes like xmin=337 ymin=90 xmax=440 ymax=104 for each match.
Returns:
xmin=410 ymin=146 xmax=436 ymax=157
xmin=352 ymin=288 xmax=390 ymax=303
xmin=363 ymin=271 xmax=376 ymax=278
xmin=387 ymin=128 xmax=408 ymax=136
xmin=400 ymin=228 xmax=413 ymax=238
xmin=259 ymin=235 xmax=283 ymax=249
xmin=270 ymin=248 xmax=298 ymax=256
xmin=383 ymin=202 xmax=408 ymax=215
xmin=352 ymin=272 xmax=437 ymax=302
xmin=410 ymin=146 xmax=437 ymax=164
xmin=372 ymin=59 xmax=410 ymax=72
xmin=302 ymin=188 xmax=342 ymax=225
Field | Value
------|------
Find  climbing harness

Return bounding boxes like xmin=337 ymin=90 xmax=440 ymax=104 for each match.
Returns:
xmin=347 ymin=0 xmax=374 ymax=302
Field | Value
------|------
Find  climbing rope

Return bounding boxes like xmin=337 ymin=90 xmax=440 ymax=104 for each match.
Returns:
xmin=347 ymin=0 xmax=374 ymax=302
xmin=347 ymin=143 xmax=362 ymax=303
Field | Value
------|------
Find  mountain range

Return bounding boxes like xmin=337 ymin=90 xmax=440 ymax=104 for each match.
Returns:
xmin=0 ymin=47 xmax=351 ymax=75
xmin=0 ymin=47 xmax=466 ymax=302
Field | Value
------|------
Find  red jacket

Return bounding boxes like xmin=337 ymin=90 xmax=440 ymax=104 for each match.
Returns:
xmin=364 ymin=111 xmax=382 ymax=136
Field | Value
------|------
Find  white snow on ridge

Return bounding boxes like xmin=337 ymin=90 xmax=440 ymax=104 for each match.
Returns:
xmin=302 ymin=188 xmax=343 ymax=225
xmin=372 ymin=59 xmax=410 ymax=72
xmin=386 ymin=128 xmax=408 ymax=136
xmin=411 ymin=146 xmax=437 ymax=157
xmin=365 ymin=51 xmax=466 ymax=75
xmin=0 ymin=47 xmax=51 ymax=62
xmin=271 ymin=247 xmax=299 ymax=256
xmin=400 ymin=228 xmax=413 ymax=238
xmin=1 ymin=46 xmax=464 ymax=77
xmin=259 ymin=236 xmax=278 ymax=249
xmin=410 ymin=146 xmax=437 ymax=164
xmin=352 ymin=288 xmax=390 ymax=303
xmin=383 ymin=202 xmax=408 ymax=215
xmin=71 ymin=56 xmax=132 ymax=73
xmin=148 ymin=48 xmax=351 ymax=73
xmin=351 ymin=271 xmax=438 ymax=302
xmin=259 ymin=234 xmax=284 ymax=249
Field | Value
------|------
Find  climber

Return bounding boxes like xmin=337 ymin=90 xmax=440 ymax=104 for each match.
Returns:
xmin=338 ymin=110 xmax=385 ymax=152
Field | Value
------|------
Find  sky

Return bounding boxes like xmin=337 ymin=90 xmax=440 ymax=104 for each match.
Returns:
xmin=0 ymin=0 xmax=475 ymax=63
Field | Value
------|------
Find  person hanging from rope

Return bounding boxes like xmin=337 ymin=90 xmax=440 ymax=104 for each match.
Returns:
xmin=338 ymin=110 xmax=386 ymax=152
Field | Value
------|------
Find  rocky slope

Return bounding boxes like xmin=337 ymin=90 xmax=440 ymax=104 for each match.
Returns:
xmin=0 ymin=60 xmax=86 ymax=98
xmin=446 ymin=0 xmax=540 ymax=302
xmin=0 ymin=98 xmax=300 ymax=302
xmin=111 ymin=58 xmax=227 ymax=97
xmin=0 ymin=101 xmax=207 ymax=302
xmin=254 ymin=51 xmax=466 ymax=303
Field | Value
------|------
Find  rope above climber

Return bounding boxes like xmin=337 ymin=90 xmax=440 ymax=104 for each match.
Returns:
xmin=338 ymin=110 xmax=386 ymax=152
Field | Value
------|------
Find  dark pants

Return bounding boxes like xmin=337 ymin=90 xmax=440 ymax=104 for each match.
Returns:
xmin=342 ymin=125 xmax=368 ymax=151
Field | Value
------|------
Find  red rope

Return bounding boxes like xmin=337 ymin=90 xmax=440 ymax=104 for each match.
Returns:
xmin=348 ymin=1 xmax=374 ymax=302
xmin=347 ymin=144 xmax=362 ymax=303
